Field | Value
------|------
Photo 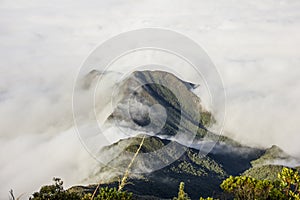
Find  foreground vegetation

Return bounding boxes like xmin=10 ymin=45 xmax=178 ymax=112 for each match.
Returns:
xmin=23 ymin=167 xmax=299 ymax=200
xmin=219 ymin=167 xmax=300 ymax=200
xmin=28 ymin=178 xmax=132 ymax=200
xmin=198 ymin=167 xmax=300 ymax=200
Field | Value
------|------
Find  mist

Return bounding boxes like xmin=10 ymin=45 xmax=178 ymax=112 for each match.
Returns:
xmin=1 ymin=0 xmax=300 ymax=199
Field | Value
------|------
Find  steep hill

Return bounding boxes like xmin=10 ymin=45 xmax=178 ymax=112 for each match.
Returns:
xmin=71 ymin=70 xmax=299 ymax=200
xmin=79 ymin=135 xmax=265 ymax=199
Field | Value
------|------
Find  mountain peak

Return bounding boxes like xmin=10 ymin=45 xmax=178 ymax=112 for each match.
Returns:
xmin=106 ymin=70 xmax=215 ymax=139
xmin=251 ymin=144 xmax=291 ymax=167
xmin=80 ymin=70 xmax=298 ymax=199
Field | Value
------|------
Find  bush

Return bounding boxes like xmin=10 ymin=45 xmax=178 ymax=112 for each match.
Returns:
xmin=30 ymin=167 xmax=300 ymax=200
xmin=93 ymin=187 xmax=132 ymax=200
xmin=220 ymin=175 xmax=278 ymax=200
xmin=278 ymin=167 xmax=300 ymax=199
xmin=220 ymin=167 xmax=300 ymax=200
xmin=30 ymin=178 xmax=132 ymax=200
xmin=30 ymin=178 xmax=80 ymax=200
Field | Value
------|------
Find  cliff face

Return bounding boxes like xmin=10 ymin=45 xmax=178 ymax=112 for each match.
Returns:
xmin=107 ymin=70 xmax=214 ymax=139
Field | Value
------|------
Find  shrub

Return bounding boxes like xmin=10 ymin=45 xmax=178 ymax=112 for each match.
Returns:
xmin=30 ymin=178 xmax=80 ymax=200
xmin=220 ymin=167 xmax=300 ymax=200
xmin=278 ymin=167 xmax=300 ymax=199
xmin=30 ymin=178 xmax=132 ymax=200
xmin=93 ymin=187 xmax=132 ymax=200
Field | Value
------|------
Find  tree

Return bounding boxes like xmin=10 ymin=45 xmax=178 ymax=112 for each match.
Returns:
xmin=30 ymin=177 xmax=80 ymax=200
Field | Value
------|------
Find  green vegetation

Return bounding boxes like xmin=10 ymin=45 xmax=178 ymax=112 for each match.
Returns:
xmin=168 ymin=167 xmax=300 ymax=200
xmin=111 ymin=71 xmax=215 ymax=138
xmin=200 ymin=111 xmax=215 ymax=128
xmin=251 ymin=145 xmax=290 ymax=167
xmin=173 ymin=182 xmax=191 ymax=200
xmin=242 ymin=165 xmax=284 ymax=181
xmin=29 ymin=163 xmax=300 ymax=200
xmin=124 ymin=135 xmax=165 ymax=153
xmin=93 ymin=134 xmax=268 ymax=199
xmin=30 ymin=178 xmax=81 ymax=200
xmin=171 ymin=161 xmax=206 ymax=176
xmin=29 ymin=178 xmax=132 ymax=200
xmin=220 ymin=176 xmax=283 ymax=200
xmin=187 ymin=151 xmax=227 ymax=178
xmin=81 ymin=188 xmax=132 ymax=200
xmin=278 ymin=167 xmax=300 ymax=199
xmin=219 ymin=167 xmax=300 ymax=200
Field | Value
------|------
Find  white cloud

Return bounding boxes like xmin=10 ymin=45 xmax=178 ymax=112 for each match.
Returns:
xmin=1 ymin=0 xmax=300 ymax=198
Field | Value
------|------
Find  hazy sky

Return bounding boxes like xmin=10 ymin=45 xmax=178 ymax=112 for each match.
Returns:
xmin=1 ymin=0 xmax=300 ymax=199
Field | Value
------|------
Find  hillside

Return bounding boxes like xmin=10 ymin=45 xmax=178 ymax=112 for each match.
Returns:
xmin=68 ymin=70 xmax=300 ymax=199
xmin=104 ymin=70 xmax=215 ymax=139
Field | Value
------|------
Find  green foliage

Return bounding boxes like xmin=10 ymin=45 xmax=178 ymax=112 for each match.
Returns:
xmin=251 ymin=145 xmax=290 ymax=167
xmin=199 ymin=197 xmax=216 ymax=200
xmin=220 ymin=175 xmax=274 ymax=200
xmin=243 ymin=165 xmax=284 ymax=181
xmin=200 ymin=111 xmax=215 ymax=127
xmin=76 ymin=188 xmax=132 ymax=200
xmin=93 ymin=187 xmax=132 ymax=200
xmin=172 ymin=161 xmax=206 ymax=176
xmin=187 ymin=151 xmax=227 ymax=177
xmin=278 ymin=167 xmax=300 ymax=199
xmin=30 ymin=167 xmax=300 ymax=200
xmin=124 ymin=135 xmax=164 ymax=153
xmin=220 ymin=167 xmax=300 ymax=200
xmin=173 ymin=182 xmax=191 ymax=200
xmin=30 ymin=178 xmax=132 ymax=200
xmin=129 ymin=71 xmax=215 ymax=138
xmin=80 ymin=193 xmax=92 ymax=200
xmin=30 ymin=178 xmax=80 ymax=200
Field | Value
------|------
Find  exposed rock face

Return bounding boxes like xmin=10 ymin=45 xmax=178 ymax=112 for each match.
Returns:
xmin=107 ymin=70 xmax=214 ymax=139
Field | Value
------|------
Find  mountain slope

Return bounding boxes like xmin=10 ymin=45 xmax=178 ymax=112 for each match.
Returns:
xmin=243 ymin=145 xmax=300 ymax=181
xmin=73 ymin=70 xmax=299 ymax=200
xmin=81 ymin=135 xmax=265 ymax=199
xmin=106 ymin=70 xmax=214 ymax=138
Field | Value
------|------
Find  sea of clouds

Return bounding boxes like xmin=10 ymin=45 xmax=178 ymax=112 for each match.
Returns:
xmin=1 ymin=0 xmax=300 ymax=198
